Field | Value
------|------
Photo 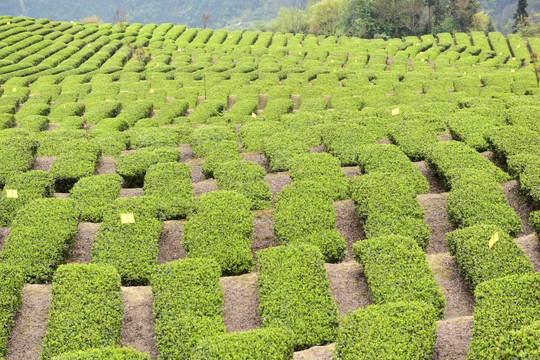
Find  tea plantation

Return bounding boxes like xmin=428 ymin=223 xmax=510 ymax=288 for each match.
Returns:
xmin=0 ymin=15 xmax=539 ymax=359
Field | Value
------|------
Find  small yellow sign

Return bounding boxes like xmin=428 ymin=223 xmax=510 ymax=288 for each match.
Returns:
xmin=12 ymin=87 xmax=16 ymax=92
xmin=489 ymin=232 xmax=499 ymax=249
xmin=156 ymin=63 xmax=160 ymax=67
xmin=251 ymin=112 xmax=257 ymax=118
xmin=511 ymin=69 xmax=516 ymax=73
xmin=499 ymin=52 xmax=503 ymax=56
xmin=6 ymin=189 xmax=17 ymax=198
xmin=121 ymin=213 xmax=135 ymax=224
xmin=392 ymin=108 xmax=400 ymax=116
xmin=478 ymin=74 xmax=482 ymax=79
xmin=149 ymin=88 xmax=154 ymax=93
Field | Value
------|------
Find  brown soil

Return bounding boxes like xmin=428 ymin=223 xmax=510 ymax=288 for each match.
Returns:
xmin=414 ymin=161 xmax=447 ymax=194
xmin=32 ymin=156 xmax=55 ymax=171
xmin=197 ymin=96 xmax=206 ymax=106
xmin=121 ymin=149 xmax=137 ymax=156
xmin=121 ymin=286 xmax=158 ymax=360
xmin=252 ymin=209 xmax=279 ymax=261
xmin=119 ymin=188 xmax=144 ymax=197
xmin=502 ymin=180 xmax=535 ymax=236
xmin=515 ymin=234 xmax=540 ymax=272
xmin=418 ymin=193 xmax=455 ymax=254
xmin=293 ymin=344 xmax=335 ymax=360
xmin=376 ymin=138 xmax=392 ymax=144
xmin=259 ymin=94 xmax=268 ymax=110
xmin=264 ymin=172 xmax=292 ymax=205
xmin=192 ymin=179 xmax=219 ymax=197
xmin=241 ymin=151 xmax=269 ymax=172
xmin=67 ymin=222 xmax=101 ymax=264
xmin=426 ymin=253 xmax=474 ymax=319
xmin=333 ymin=199 xmax=365 ymax=262
xmin=5 ymin=284 xmax=52 ymax=360
xmin=226 ymin=95 xmax=237 ymax=110
xmin=157 ymin=220 xmax=186 ymax=264
xmin=185 ymin=158 xmax=204 ymax=183
xmin=341 ymin=167 xmax=361 ymax=179
xmin=438 ymin=133 xmax=453 ymax=141
xmin=177 ymin=144 xmax=194 ymax=162
xmin=325 ymin=261 xmax=371 ymax=316
xmin=96 ymin=156 xmax=117 ymax=175
xmin=481 ymin=151 xmax=507 ymax=172
xmin=310 ymin=146 xmax=326 ymax=153
xmin=0 ymin=227 xmax=9 ymax=251
xmin=54 ymin=193 xmax=69 ymax=198
xmin=220 ymin=272 xmax=261 ymax=332
xmin=149 ymin=109 xmax=159 ymax=118
xmin=291 ymin=95 xmax=301 ymax=110
xmin=46 ymin=123 xmax=58 ymax=131
xmin=431 ymin=316 xmax=473 ymax=360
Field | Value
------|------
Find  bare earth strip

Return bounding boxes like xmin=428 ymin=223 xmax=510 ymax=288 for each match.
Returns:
xmin=66 ymin=222 xmax=101 ymax=264
xmin=251 ymin=209 xmax=279 ymax=261
xmin=418 ymin=193 xmax=455 ymax=254
xmin=264 ymin=172 xmax=292 ymax=205
xmin=341 ymin=166 xmax=361 ymax=179
xmin=121 ymin=286 xmax=158 ymax=360
xmin=32 ymin=156 xmax=55 ymax=171
xmin=185 ymin=158 xmax=204 ymax=183
xmin=177 ymin=144 xmax=194 ymax=162
xmin=426 ymin=253 xmax=474 ymax=319
xmin=325 ymin=261 xmax=371 ymax=316
xmin=96 ymin=156 xmax=117 ymax=174
xmin=515 ymin=234 xmax=540 ymax=272
xmin=220 ymin=272 xmax=261 ymax=333
xmin=119 ymin=188 xmax=144 ymax=197
xmin=333 ymin=199 xmax=365 ymax=262
xmin=414 ymin=161 xmax=447 ymax=194
xmin=241 ymin=151 xmax=269 ymax=172
xmin=502 ymin=180 xmax=535 ymax=236
xmin=6 ymin=284 xmax=52 ymax=360
xmin=431 ymin=316 xmax=474 ymax=360
xmin=481 ymin=151 xmax=507 ymax=172
xmin=0 ymin=226 xmax=9 ymax=251
xmin=157 ymin=220 xmax=186 ymax=264
xmin=192 ymin=179 xmax=219 ymax=196
xmin=293 ymin=344 xmax=335 ymax=360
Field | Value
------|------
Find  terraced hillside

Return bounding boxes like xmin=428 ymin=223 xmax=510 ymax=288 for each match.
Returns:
xmin=0 ymin=15 xmax=539 ymax=360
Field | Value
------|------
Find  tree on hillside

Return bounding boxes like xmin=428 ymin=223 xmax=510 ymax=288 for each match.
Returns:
xmin=449 ymin=0 xmax=480 ymax=30
xmin=372 ymin=0 xmax=408 ymax=36
xmin=269 ymin=6 xmax=311 ymax=33
xmin=339 ymin=0 xmax=392 ymax=37
xmin=512 ymin=0 xmax=529 ymax=31
xmin=310 ymin=0 xmax=344 ymax=35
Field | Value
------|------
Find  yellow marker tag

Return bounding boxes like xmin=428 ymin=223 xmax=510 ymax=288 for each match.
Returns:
xmin=464 ymin=71 xmax=467 ymax=75
xmin=12 ymin=87 xmax=16 ymax=92
xmin=156 ymin=63 xmax=160 ymax=67
xmin=150 ymin=88 xmax=154 ymax=93
xmin=6 ymin=189 xmax=18 ymax=198
xmin=121 ymin=213 xmax=135 ymax=224
xmin=334 ymin=69 xmax=336 ymax=72
xmin=392 ymin=108 xmax=400 ymax=115
xmin=499 ymin=52 xmax=503 ymax=56
xmin=355 ymin=59 xmax=357 ymax=62
xmin=511 ymin=69 xmax=516 ymax=73
xmin=517 ymin=45 xmax=520 ymax=48
xmin=420 ymin=51 xmax=424 ymax=55
xmin=331 ymin=60 xmax=334 ymax=63
xmin=489 ymin=232 xmax=499 ymax=249
xmin=512 ymin=57 xmax=516 ymax=61
xmin=87 ymin=44 xmax=91 ymax=47
xmin=63 ymin=104 xmax=66 ymax=109
xmin=251 ymin=112 xmax=257 ymax=118
xmin=7 ymin=22 xmax=10 ymax=25
xmin=421 ymin=58 xmax=425 ymax=62
xmin=478 ymin=74 xmax=482 ymax=79
xmin=78 ymin=31 xmax=82 ymax=34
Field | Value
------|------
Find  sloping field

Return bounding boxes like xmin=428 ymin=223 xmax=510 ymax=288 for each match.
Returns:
xmin=0 ymin=15 xmax=539 ymax=359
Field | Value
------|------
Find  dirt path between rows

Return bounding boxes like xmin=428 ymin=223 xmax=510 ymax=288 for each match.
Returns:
xmin=192 ymin=179 xmax=218 ymax=196
xmin=0 ymin=226 xmax=9 ymax=251
xmin=241 ymin=151 xmax=269 ymax=172
xmin=515 ymin=234 xmax=540 ymax=271
xmin=333 ymin=199 xmax=364 ymax=262
xmin=341 ymin=167 xmax=361 ymax=179
xmin=121 ymin=286 xmax=158 ymax=360
xmin=220 ymin=272 xmax=261 ymax=333
xmin=177 ymin=144 xmax=194 ymax=162
xmin=66 ymin=222 xmax=101 ymax=264
xmin=32 ymin=156 xmax=55 ymax=171
xmin=414 ymin=161 xmax=447 ymax=194
xmin=264 ymin=172 xmax=292 ymax=205
xmin=157 ymin=220 xmax=186 ymax=264
xmin=6 ymin=284 xmax=52 ymax=360
xmin=252 ymin=209 xmax=279 ymax=261
xmin=293 ymin=344 xmax=334 ymax=360
xmin=96 ymin=156 xmax=117 ymax=175
xmin=426 ymin=253 xmax=474 ymax=319
xmin=325 ymin=261 xmax=371 ymax=316
xmin=119 ymin=188 xmax=144 ymax=197
xmin=431 ymin=316 xmax=473 ymax=360
xmin=502 ymin=180 xmax=536 ymax=237
xmin=185 ymin=158 xmax=204 ymax=183
xmin=418 ymin=193 xmax=454 ymax=254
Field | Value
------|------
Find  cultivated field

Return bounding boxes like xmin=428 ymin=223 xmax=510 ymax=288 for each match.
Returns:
xmin=0 ymin=15 xmax=539 ymax=359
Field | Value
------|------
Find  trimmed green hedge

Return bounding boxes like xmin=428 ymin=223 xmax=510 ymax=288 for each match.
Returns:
xmin=91 ymin=214 xmax=162 ymax=286
xmin=143 ymin=162 xmax=193 ymax=219
xmin=357 ymin=144 xmax=429 ymax=194
xmin=152 ymin=258 xmax=225 ymax=360
xmin=0 ymin=136 xmax=36 ymax=186
xmin=388 ymin=120 xmax=441 ymax=161
xmin=263 ymin=134 xmax=310 ymax=172
xmin=115 ymin=147 xmax=180 ymax=187
xmin=320 ymin=123 xmax=376 ymax=166
xmin=214 ymin=159 xmax=271 ymax=210
xmin=289 ymin=152 xmax=349 ymax=201
xmin=183 ymin=190 xmax=253 ymax=275
xmin=426 ymin=141 xmax=510 ymax=186
xmin=446 ymin=169 xmax=522 ymax=237
xmin=468 ymin=273 xmax=540 ymax=360
xmin=353 ymin=235 xmax=446 ymax=318
xmin=333 ymin=301 xmax=438 ymax=360
xmin=519 ymin=166 xmax=540 ymax=205
xmin=201 ymin=140 xmax=242 ymax=179
xmin=239 ymin=121 xmax=282 ymax=152
xmin=0 ymin=198 xmax=79 ymax=283
xmin=51 ymin=347 xmax=150 ymax=360
xmin=446 ymin=224 xmax=534 ymax=292
xmin=189 ymin=125 xmax=237 ymax=157
xmin=0 ymin=265 xmax=25 ymax=358
xmin=257 ymin=243 xmax=340 ymax=350
xmin=40 ymin=264 xmax=123 ymax=360
xmin=69 ymin=174 xmax=123 ymax=222
xmin=490 ymin=320 xmax=540 ymax=359
xmin=19 ymin=114 xmax=49 ymax=131
xmin=0 ymin=170 xmax=54 ymax=226
xmin=192 ymin=327 xmax=294 ymax=360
